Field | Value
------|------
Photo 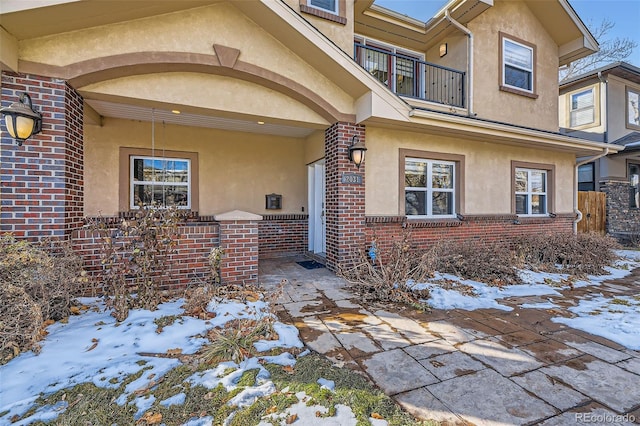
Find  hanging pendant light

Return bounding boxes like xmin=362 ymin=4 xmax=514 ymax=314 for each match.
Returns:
xmin=0 ymin=93 xmax=43 ymax=146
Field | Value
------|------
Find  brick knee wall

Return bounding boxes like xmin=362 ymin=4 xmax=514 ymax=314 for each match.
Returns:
xmin=364 ymin=214 xmax=575 ymax=256
xmin=1 ymin=72 xmax=83 ymax=241
xmin=71 ymin=223 xmax=220 ymax=294
xmin=259 ymin=214 xmax=308 ymax=259
xmin=218 ymin=220 xmax=259 ymax=286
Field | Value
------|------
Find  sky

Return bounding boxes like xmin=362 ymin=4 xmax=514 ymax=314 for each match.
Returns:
xmin=373 ymin=0 xmax=640 ymax=67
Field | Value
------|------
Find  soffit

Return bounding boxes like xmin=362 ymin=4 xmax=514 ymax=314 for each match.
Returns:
xmin=85 ymin=98 xmax=318 ymax=138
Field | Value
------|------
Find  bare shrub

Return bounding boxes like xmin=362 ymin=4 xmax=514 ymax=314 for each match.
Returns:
xmin=183 ymin=247 xmax=225 ymax=318
xmin=88 ymin=206 xmax=183 ymax=320
xmin=515 ymin=232 xmax=620 ymax=276
xmin=432 ymin=240 xmax=522 ymax=286
xmin=339 ymin=231 xmax=433 ymax=307
xmin=0 ymin=284 xmax=44 ymax=364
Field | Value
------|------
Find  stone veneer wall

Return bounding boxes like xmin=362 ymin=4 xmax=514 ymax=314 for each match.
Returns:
xmin=600 ymin=178 xmax=640 ymax=242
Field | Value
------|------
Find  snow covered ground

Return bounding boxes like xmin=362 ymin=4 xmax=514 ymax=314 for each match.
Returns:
xmin=410 ymin=249 xmax=640 ymax=350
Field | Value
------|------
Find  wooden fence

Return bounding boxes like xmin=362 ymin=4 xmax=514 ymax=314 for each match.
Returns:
xmin=577 ymin=191 xmax=606 ymax=234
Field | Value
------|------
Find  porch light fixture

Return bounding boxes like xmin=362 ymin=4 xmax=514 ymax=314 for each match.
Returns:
xmin=348 ymin=135 xmax=367 ymax=169
xmin=0 ymin=92 xmax=43 ymax=146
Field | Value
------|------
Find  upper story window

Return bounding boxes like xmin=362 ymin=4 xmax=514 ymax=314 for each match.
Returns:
xmin=627 ymin=87 xmax=640 ymax=130
xmin=570 ymin=88 xmax=595 ymax=127
xmin=309 ymin=0 xmax=338 ymax=14
xmin=500 ymin=33 xmax=537 ymax=97
xmin=130 ymin=156 xmax=191 ymax=209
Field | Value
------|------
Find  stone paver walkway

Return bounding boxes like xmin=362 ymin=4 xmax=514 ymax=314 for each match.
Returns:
xmin=259 ymin=258 xmax=640 ymax=425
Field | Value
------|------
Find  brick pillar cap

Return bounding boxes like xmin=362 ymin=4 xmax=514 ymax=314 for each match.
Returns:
xmin=214 ymin=210 xmax=263 ymax=221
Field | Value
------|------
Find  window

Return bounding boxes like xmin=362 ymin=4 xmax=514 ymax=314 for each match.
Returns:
xmin=578 ymin=163 xmax=595 ymax=192
xmin=500 ymin=33 xmax=536 ymax=96
xmin=130 ymin=156 xmax=190 ymax=209
xmin=309 ymin=0 xmax=338 ymax=13
xmin=570 ymin=88 xmax=595 ymax=127
xmin=627 ymin=87 xmax=640 ymax=130
xmin=354 ymin=37 xmax=422 ymax=98
xmin=405 ymin=158 xmax=456 ymax=217
xmin=630 ymin=163 xmax=640 ymax=209
xmin=119 ymin=148 xmax=199 ymax=212
xmin=515 ymin=168 xmax=547 ymax=215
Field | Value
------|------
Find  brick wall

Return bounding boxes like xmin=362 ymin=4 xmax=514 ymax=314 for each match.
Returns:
xmin=219 ymin=219 xmax=259 ymax=286
xmin=324 ymin=122 xmax=366 ymax=271
xmin=600 ymin=178 xmax=640 ymax=242
xmin=365 ymin=214 xmax=575 ymax=255
xmin=259 ymin=214 xmax=308 ymax=259
xmin=1 ymin=72 xmax=83 ymax=240
xmin=71 ymin=223 xmax=220 ymax=293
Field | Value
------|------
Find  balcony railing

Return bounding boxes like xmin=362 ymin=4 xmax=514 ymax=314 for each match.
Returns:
xmin=354 ymin=43 xmax=465 ymax=108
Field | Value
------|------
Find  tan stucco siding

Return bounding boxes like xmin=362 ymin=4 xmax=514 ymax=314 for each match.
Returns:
xmin=304 ymin=130 xmax=326 ymax=164
xmin=18 ymin=2 xmax=355 ymax=116
xmin=81 ymin=73 xmax=329 ymax=127
xmin=558 ymin=78 xmax=605 ymax=140
xmin=84 ymin=118 xmax=307 ymax=217
xmin=426 ymin=34 xmax=467 ymax=75
xmin=468 ymin=0 xmax=559 ymax=132
xmin=607 ymin=75 xmax=640 ymax=143
xmin=364 ymin=126 xmax=575 ymax=215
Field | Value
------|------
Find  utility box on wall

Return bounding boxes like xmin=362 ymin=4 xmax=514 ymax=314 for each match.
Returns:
xmin=265 ymin=193 xmax=282 ymax=210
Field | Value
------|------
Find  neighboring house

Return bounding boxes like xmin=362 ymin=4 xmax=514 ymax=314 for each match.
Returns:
xmin=0 ymin=0 xmax=624 ymax=287
xmin=559 ymin=62 xmax=640 ymax=240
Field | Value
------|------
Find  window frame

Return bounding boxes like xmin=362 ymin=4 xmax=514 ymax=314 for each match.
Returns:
xmin=399 ymin=149 xmax=465 ymax=218
xmin=577 ymin=162 xmax=596 ymax=192
xmin=119 ymin=147 xmax=199 ymax=213
xmin=566 ymin=84 xmax=600 ymax=130
xmin=511 ymin=161 xmax=555 ymax=216
xmin=299 ymin=0 xmax=346 ymax=24
xmin=308 ymin=0 xmax=338 ymax=14
xmin=129 ymin=155 xmax=191 ymax=210
xmin=499 ymin=32 xmax=538 ymax=98
xmin=626 ymin=86 xmax=640 ymax=130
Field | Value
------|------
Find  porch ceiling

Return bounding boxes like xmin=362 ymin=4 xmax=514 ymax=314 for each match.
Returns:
xmin=85 ymin=99 xmax=317 ymax=138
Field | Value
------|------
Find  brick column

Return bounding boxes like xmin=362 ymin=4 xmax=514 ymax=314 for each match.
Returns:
xmin=325 ymin=122 xmax=366 ymax=272
xmin=1 ymin=72 xmax=83 ymax=241
xmin=215 ymin=210 xmax=262 ymax=286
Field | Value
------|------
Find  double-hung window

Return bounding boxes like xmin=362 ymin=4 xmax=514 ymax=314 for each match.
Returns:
xmin=130 ymin=156 xmax=191 ymax=209
xmin=309 ymin=0 xmax=338 ymax=14
xmin=405 ymin=158 xmax=456 ymax=217
xmin=501 ymin=34 xmax=534 ymax=93
xmin=515 ymin=168 xmax=547 ymax=215
xmin=570 ymin=88 xmax=595 ymax=127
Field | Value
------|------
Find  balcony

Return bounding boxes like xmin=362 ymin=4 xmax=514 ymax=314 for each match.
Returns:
xmin=354 ymin=43 xmax=465 ymax=108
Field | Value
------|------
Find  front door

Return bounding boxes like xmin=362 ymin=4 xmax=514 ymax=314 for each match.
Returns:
xmin=308 ymin=161 xmax=326 ymax=255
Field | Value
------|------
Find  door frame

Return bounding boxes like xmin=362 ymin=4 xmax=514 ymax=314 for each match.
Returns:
xmin=308 ymin=160 xmax=326 ymax=254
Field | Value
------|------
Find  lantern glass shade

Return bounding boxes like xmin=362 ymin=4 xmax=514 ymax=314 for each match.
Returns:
xmin=348 ymin=136 xmax=367 ymax=169
xmin=4 ymin=114 xmax=37 ymax=140
xmin=1 ymin=93 xmax=43 ymax=144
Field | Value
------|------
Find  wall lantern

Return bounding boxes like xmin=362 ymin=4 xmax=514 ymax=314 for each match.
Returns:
xmin=0 ymin=92 xmax=43 ymax=146
xmin=348 ymin=135 xmax=367 ymax=169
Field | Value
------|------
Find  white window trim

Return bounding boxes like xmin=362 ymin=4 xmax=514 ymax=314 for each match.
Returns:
xmin=130 ymin=155 xmax=191 ymax=210
xmin=569 ymin=87 xmax=595 ymax=128
xmin=515 ymin=168 xmax=547 ymax=216
xmin=309 ymin=0 xmax=339 ymax=14
xmin=405 ymin=158 xmax=456 ymax=218
xmin=502 ymin=37 xmax=534 ymax=93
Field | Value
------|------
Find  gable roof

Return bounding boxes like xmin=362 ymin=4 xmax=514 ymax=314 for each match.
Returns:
xmin=560 ymin=61 xmax=640 ymax=88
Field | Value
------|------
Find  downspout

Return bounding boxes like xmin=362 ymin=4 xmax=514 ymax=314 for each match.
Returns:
xmin=574 ymin=148 xmax=609 ymax=234
xmin=444 ymin=9 xmax=473 ymax=116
